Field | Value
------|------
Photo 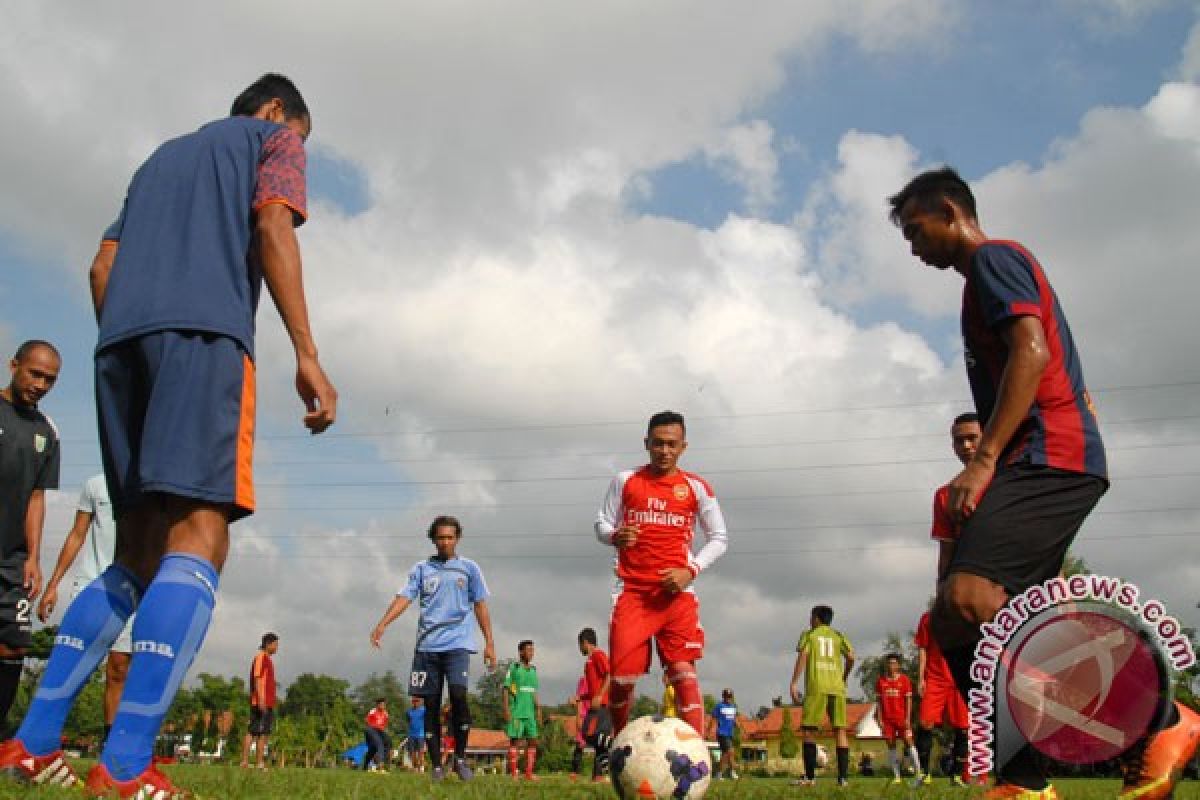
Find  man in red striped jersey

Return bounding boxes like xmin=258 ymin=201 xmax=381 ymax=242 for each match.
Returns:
xmin=595 ymin=411 xmax=728 ymax=739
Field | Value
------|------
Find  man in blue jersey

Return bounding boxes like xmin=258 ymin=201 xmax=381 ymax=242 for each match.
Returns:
xmin=1 ymin=74 xmax=337 ymax=799
xmin=707 ymin=688 xmax=743 ymax=781
xmin=890 ymin=167 xmax=1196 ymax=799
xmin=371 ymin=516 xmax=496 ymax=782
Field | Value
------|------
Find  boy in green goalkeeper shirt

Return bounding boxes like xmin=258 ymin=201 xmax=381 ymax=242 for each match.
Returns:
xmin=503 ymin=640 xmax=541 ymax=780
xmin=789 ymin=605 xmax=855 ymax=787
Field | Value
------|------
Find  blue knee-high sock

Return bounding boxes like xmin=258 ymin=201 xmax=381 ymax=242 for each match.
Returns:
xmin=17 ymin=565 xmax=141 ymax=756
xmin=100 ymin=554 xmax=218 ymax=781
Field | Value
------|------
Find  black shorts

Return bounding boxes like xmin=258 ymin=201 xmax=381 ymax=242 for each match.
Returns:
xmin=581 ymin=707 xmax=612 ymax=743
xmin=949 ymin=464 xmax=1107 ymax=595
xmin=249 ymin=707 xmax=275 ymax=735
xmin=0 ymin=560 xmax=32 ymax=650
xmin=718 ymin=735 xmax=734 ymax=753
xmin=409 ymin=649 xmax=471 ymax=701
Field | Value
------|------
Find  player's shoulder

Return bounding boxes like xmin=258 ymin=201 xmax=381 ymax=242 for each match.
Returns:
xmin=680 ymin=470 xmax=716 ymax=498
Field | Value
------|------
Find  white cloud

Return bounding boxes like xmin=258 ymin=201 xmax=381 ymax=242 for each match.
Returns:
xmin=703 ymin=120 xmax=780 ymax=214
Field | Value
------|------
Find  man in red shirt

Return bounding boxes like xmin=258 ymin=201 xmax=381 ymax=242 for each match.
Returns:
xmin=874 ymin=653 xmax=918 ymax=784
xmin=577 ymin=627 xmax=611 ymax=782
xmin=931 ymin=413 xmax=983 ymax=583
xmin=241 ymin=632 xmax=278 ymax=769
xmin=363 ymin=698 xmax=392 ymax=772
xmin=914 ymin=612 xmax=968 ymax=786
xmin=595 ymin=411 xmax=728 ymax=739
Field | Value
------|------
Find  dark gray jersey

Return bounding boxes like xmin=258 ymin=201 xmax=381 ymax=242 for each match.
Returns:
xmin=0 ymin=395 xmax=60 ymax=561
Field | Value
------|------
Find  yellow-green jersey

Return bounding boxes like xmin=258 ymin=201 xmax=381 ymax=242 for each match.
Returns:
xmin=797 ymin=625 xmax=853 ymax=696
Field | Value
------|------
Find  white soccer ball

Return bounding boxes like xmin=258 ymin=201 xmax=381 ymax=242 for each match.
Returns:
xmin=609 ymin=715 xmax=712 ymax=799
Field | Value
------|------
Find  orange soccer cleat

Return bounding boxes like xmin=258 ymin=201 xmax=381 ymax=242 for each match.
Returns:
xmin=0 ymin=738 xmax=79 ymax=787
xmin=1119 ymin=702 xmax=1200 ymax=800
xmin=85 ymin=761 xmax=189 ymax=799
xmin=982 ymin=783 xmax=1059 ymax=799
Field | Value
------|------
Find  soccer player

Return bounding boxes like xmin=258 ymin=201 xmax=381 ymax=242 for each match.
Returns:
xmin=370 ymin=515 xmax=496 ymax=782
xmin=37 ymin=474 xmax=133 ymax=742
xmin=874 ymin=652 xmax=920 ymax=784
xmin=241 ymin=633 xmax=279 ymax=769
xmin=0 ymin=341 xmax=60 ymax=736
xmin=577 ymin=627 xmax=612 ymax=782
xmin=363 ymin=698 xmax=392 ymax=772
xmin=405 ymin=696 xmax=426 ymax=772
xmin=932 ymin=413 xmax=983 ymax=583
xmin=789 ymin=604 xmax=854 ymax=787
xmin=2 ymin=75 xmax=337 ymax=798
xmin=890 ymin=167 xmax=1199 ymax=798
xmin=503 ymin=639 xmax=541 ymax=780
xmin=595 ymin=410 xmax=728 ymax=740
xmin=568 ymin=675 xmax=590 ymax=780
xmin=914 ymin=611 xmax=967 ymax=786
xmin=708 ymin=688 xmax=743 ymax=780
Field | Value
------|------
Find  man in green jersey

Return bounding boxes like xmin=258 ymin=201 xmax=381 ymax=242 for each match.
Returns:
xmin=503 ymin=640 xmax=541 ymax=780
xmin=789 ymin=605 xmax=855 ymax=787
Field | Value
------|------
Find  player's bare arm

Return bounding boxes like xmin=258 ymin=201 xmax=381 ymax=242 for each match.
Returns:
xmin=790 ymin=649 xmax=807 ymax=704
xmin=23 ymin=488 xmax=46 ymax=600
xmin=948 ymin=316 xmax=1048 ymax=522
xmin=842 ymin=650 xmax=855 ymax=683
xmin=88 ymin=241 xmax=117 ymax=320
xmin=37 ymin=509 xmax=95 ymax=621
xmin=257 ymin=202 xmax=337 ymax=434
xmin=473 ymin=599 xmax=496 ymax=669
xmin=370 ymin=595 xmax=413 ymax=648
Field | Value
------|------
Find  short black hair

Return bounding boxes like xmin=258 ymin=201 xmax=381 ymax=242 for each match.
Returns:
xmin=261 ymin=632 xmax=279 ymax=648
xmin=578 ymin=627 xmax=597 ymax=646
xmin=885 ymin=652 xmax=901 ymax=663
xmin=812 ymin=605 xmax=834 ymax=625
xmin=887 ymin=166 xmax=977 ymax=226
xmin=952 ymin=412 xmax=980 ymax=427
xmin=230 ymin=73 xmax=309 ymax=121
xmin=14 ymin=339 xmax=60 ymax=363
xmin=428 ymin=515 xmax=463 ymax=541
xmin=375 ymin=697 xmax=387 ymax=704
xmin=647 ymin=410 xmax=686 ymax=437
xmin=518 ymin=639 xmax=534 ymax=650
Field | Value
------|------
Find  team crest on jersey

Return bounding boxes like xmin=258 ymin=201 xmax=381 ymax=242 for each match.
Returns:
xmin=423 ymin=576 xmax=440 ymax=594
xmin=33 ymin=434 xmax=46 ymax=453
xmin=457 ymin=577 xmax=466 ymax=590
xmin=673 ymin=483 xmax=690 ymax=501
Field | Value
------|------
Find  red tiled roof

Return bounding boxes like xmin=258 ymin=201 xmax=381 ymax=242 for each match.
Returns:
xmin=744 ymin=704 xmax=873 ymax=739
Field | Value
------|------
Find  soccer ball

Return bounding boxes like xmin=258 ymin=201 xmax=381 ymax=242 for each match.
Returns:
xmin=609 ymin=715 xmax=712 ymax=799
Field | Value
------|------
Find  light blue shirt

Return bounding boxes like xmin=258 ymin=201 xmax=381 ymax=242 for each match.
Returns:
xmin=400 ymin=556 xmax=489 ymax=653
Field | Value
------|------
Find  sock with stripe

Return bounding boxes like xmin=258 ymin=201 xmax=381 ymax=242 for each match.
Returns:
xmin=17 ymin=565 xmax=140 ymax=755
xmin=100 ymin=554 xmax=218 ymax=781
xmin=667 ymin=662 xmax=704 ymax=737
xmin=524 ymin=743 xmax=536 ymax=777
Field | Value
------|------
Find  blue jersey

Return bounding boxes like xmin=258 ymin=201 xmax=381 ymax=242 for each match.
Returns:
xmin=962 ymin=241 xmax=1106 ymax=479
xmin=406 ymin=706 xmax=426 ymax=738
xmin=99 ymin=116 xmax=308 ymax=358
xmin=400 ymin=556 xmax=490 ymax=652
xmin=712 ymin=701 xmax=738 ymax=737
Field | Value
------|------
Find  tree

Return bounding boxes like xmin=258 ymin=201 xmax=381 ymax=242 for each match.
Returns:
xmin=630 ymin=694 xmax=659 ymax=719
xmin=352 ymin=671 xmax=407 ymax=719
xmin=472 ymin=658 xmax=512 ymax=730
xmin=1061 ymin=552 xmax=1091 ymax=577
xmin=778 ymin=707 xmax=799 ymax=759
xmin=534 ymin=718 xmax=575 ymax=773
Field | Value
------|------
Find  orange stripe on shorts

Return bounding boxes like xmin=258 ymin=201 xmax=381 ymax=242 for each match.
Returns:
xmin=235 ymin=354 xmax=256 ymax=512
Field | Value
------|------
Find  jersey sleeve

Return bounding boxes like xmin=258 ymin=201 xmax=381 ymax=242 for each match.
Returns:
xmin=35 ymin=424 xmax=61 ymax=490
xmin=78 ymin=477 xmax=98 ymax=514
xmin=687 ymin=474 xmax=728 ymax=575
xmin=399 ymin=562 xmax=422 ymax=599
xmin=102 ymin=197 xmax=128 ymax=244
xmin=839 ymin=631 xmax=854 ymax=659
xmin=901 ymin=675 xmax=913 ymax=696
xmin=914 ymin=615 xmax=930 ymax=650
xmin=594 ymin=473 xmax=625 ymax=544
xmin=593 ymin=650 xmax=610 ymax=679
xmin=467 ymin=560 xmax=490 ymax=603
xmin=796 ymin=630 xmax=810 ymax=654
xmin=874 ymin=676 xmax=884 ymax=697
xmin=931 ymin=485 xmax=957 ymax=541
xmin=971 ymin=244 xmax=1042 ymax=330
xmin=253 ymin=127 xmax=308 ymax=226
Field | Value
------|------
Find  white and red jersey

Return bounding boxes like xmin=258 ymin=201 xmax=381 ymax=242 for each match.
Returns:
xmin=595 ymin=465 xmax=728 ymax=591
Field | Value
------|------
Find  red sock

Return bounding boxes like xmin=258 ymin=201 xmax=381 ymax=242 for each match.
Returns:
xmin=507 ymin=745 xmax=518 ymax=776
xmin=668 ymin=662 xmax=704 ymax=736
xmin=524 ymin=744 xmax=537 ymax=777
xmin=610 ymin=678 xmax=636 ymax=735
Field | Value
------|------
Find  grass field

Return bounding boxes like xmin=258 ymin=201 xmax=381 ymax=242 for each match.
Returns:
xmin=2 ymin=766 xmax=1199 ymax=800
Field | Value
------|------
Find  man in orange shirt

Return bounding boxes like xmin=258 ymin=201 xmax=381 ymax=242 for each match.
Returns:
xmin=363 ymin=698 xmax=392 ymax=772
xmin=241 ymin=633 xmax=278 ymax=769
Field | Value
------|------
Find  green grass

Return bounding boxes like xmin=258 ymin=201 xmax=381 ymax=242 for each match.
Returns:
xmin=2 ymin=766 xmax=1197 ymax=799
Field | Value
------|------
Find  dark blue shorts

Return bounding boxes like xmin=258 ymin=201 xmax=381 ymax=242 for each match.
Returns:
xmin=409 ymin=649 xmax=471 ymax=701
xmin=95 ymin=331 xmax=256 ymax=520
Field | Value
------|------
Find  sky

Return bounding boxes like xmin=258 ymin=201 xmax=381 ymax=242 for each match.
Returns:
xmin=2 ymin=0 xmax=1199 ymax=713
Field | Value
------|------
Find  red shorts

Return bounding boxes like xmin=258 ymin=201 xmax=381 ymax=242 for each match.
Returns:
xmin=881 ymin=718 xmax=912 ymax=741
xmin=919 ymin=676 xmax=968 ymax=729
xmin=610 ymin=589 xmax=704 ymax=677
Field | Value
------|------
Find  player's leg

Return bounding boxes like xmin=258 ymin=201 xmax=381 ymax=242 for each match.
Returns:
xmin=800 ymin=691 xmax=824 ymax=783
xmin=0 ymin=571 xmax=31 ymax=733
xmin=445 ymin=649 xmax=474 ymax=779
xmin=657 ymin=592 xmax=705 ymax=736
xmin=882 ymin=726 xmax=900 ymax=779
xmin=363 ymin=727 xmax=380 ymax=770
xmin=523 ymin=718 xmax=539 ymax=779
xmin=506 ymin=736 xmax=519 ymax=777
xmin=410 ymin=651 xmax=443 ymax=778
xmin=609 ymin=590 xmax=654 ymax=736
xmin=831 ymin=696 xmax=849 ymax=784
xmin=902 ymin=727 xmax=921 ymax=781
xmin=104 ymin=649 xmax=131 ymax=736
xmin=583 ymin=705 xmax=613 ymax=780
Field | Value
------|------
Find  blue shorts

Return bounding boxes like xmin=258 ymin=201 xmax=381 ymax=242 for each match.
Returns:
xmin=95 ymin=331 xmax=256 ymax=520
xmin=410 ymin=649 xmax=471 ymax=701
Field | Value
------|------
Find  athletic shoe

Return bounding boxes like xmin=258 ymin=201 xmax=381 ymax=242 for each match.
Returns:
xmin=837 ymin=777 xmax=849 ymax=787
xmin=728 ymin=769 xmax=739 ymax=780
xmin=85 ymin=762 xmax=188 ymax=798
xmin=568 ymin=772 xmax=579 ymax=782
xmin=982 ymin=783 xmax=1059 ymax=799
xmin=591 ymin=775 xmax=610 ymax=783
xmin=452 ymin=757 xmax=473 ymax=781
xmin=891 ymin=776 xmax=903 ymax=785
xmin=911 ymin=773 xmax=933 ymax=788
xmin=952 ymin=775 xmax=968 ymax=787
xmin=0 ymin=739 xmax=79 ymax=787
xmin=789 ymin=777 xmax=814 ymax=786
xmin=431 ymin=766 xmax=445 ymax=782
xmin=1119 ymin=702 xmax=1200 ymax=800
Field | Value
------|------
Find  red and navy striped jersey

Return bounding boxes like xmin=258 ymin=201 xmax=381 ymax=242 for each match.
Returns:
xmin=961 ymin=241 xmax=1106 ymax=479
